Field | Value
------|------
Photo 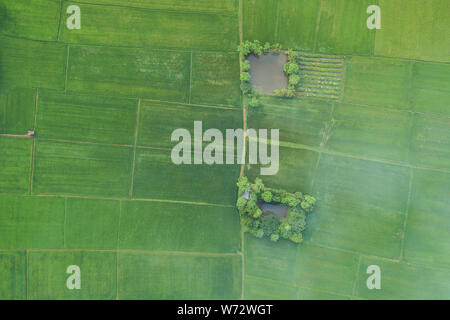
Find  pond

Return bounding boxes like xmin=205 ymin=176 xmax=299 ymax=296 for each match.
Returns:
xmin=247 ymin=52 xmax=289 ymax=94
xmin=259 ymin=202 xmax=289 ymax=220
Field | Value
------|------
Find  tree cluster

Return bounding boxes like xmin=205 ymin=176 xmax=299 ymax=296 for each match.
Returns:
xmin=274 ymin=49 xmax=301 ymax=98
xmin=236 ymin=176 xmax=317 ymax=244
xmin=237 ymin=40 xmax=283 ymax=108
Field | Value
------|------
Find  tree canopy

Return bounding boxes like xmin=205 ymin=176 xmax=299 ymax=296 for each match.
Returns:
xmin=236 ymin=176 xmax=317 ymax=244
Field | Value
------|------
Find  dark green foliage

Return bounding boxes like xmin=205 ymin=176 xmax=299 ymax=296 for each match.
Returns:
xmin=275 ymin=48 xmax=302 ymax=98
xmin=262 ymin=215 xmax=281 ymax=237
xmin=261 ymin=190 xmax=272 ymax=203
xmin=235 ymin=176 xmax=316 ymax=244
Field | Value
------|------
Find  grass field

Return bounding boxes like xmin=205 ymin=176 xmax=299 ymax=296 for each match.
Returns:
xmin=0 ymin=0 xmax=449 ymax=300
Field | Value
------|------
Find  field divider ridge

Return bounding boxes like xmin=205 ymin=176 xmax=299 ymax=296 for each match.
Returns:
xmin=399 ymin=167 xmax=414 ymax=261
xmin=69 ymin=0 xmax=239 ymax=17
xmin=29 ymin=88 xmax=39 ymax=195
xmin=129 ymin=98 xmax=141 ymax=199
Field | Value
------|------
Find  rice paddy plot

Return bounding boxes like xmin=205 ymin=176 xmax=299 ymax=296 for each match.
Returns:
xmin=276 ymin=0 xmax=320 ymax=51
xmin=0 ymin=36 xmax=67 ymax=90
xmin=0 ymin=195 xmax=65 ymax=249
xmin=0 ymin=0 xmax=61 ymax=41
xmin=244 ymin=276 xmax=298 ymax=300
xmin=137 ymin=100 xmax=242 ymax=149
xmin=28 ymin=250 xmax=116 ymax=300
xmin=60 ymin=1 xmax=239 ymax=50
xmin=119 ymin=200 xmax=241 ymax=253
xmin=375 ymin=0 xmax=450 ymax=63
xmin=132 ymin=148 xmax=239 ymax=205
xmin=306 ymin=154 xmax=410 ymax=259
xmin=33 ymin=140 xmax=133 ymax=198
xmin=355 ymin=256 xmax=450 ymax=299
xmin=315 ymin=0 xmax=375 ymax=55
xmin=0 ymin=250 xmax=26 ymax=300
xmin=294 ymin=242 xmax=359 ymax=297
xmin=409 ymin=113 xmax=450 ymax=170
xmin=326 ymin=103 xmax=413 ymax=163
xmin=244 ymin=234 xmax=299 ymax=284
xmin=85 ymin=0 xmax=238 ymax=14
xmin=118 ymin=252 xmax=242 ymax=299
xmin=67 ymin=45 xmax=190 ymax=101
xmin=0 ymin=136 xmax=32 ymax=194
xmin=343 ymin=56 xmax=411 ymax=110
xmin=190 ymin=52 xmax=241 ymax=107
xmin=297 ymin=287 xmax=349 ymax=300
xmin=37 ymin=90 xmax=138 ymax=145
xmin=410 ymin=62 xmax=450 ymax=115
xmin=247 ymin=96 xmax=332 ymax=148
xmin=65 ymin=198 xmax=120 ymax=250
xmin=246 ymin=146 xmax=319 ymax=195
xmin=0 ymin=87 xmax=35 ymax=135
xmin=403 ymin=169 xmax=450 ymax=269
xmin=242 ymin=0 xmax=278 ymax=43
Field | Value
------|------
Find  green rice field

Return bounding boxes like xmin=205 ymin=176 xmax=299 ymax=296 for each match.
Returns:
xmin=0 ymin=0 xmax=449 ymax=300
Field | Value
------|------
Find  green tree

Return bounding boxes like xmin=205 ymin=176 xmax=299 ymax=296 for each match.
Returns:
xmin=270 ymin=233 xmax=280 ymax=242
xmin=283 ymin=62 xmax=299 ymax=75
xmin=237 ymin=176 xmax=250 ymax=193
xmin=248 ymin=96 xmax=260 ymax=108
xmin=251 ymin=177 xmax=264 ymax=194
xmin=271 ymin=43 xmax=282 ymax=53
xmin=289 ymin=232 xmax=303 ymax=243
xmin=279 ymin=220 xmax=292 ymax=239
xmin=236 ymin=197 xmax=247 ymax=213
xmin=242 ymin=60 xmax=251 ymax=72
xmin=253 ymin=208 xmax=262 ymax=218
xmin=287 ymin=210 xmax=306 ymax=234
xmin=262 ymin=214 xmax=281 ymax=237
xmin=240 ymin=72 xmax=251 ymax=82
xmin=261 ymin=190 xmax=272 ymax=203
xmin=289 ymin=74 xmax=300 ymax=86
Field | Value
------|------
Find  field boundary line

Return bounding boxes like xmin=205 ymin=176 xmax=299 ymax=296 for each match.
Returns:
xmin=245 ymin=274 xmax=353 ymax=300
xmin=141 ymin=97 xmax=239 ymax=110
xmin=0 ymin=134 xmax=30 ymax=138
xmin=310 ymin=101 xmax=335 ymax=193
xmin=37 ymin=137 xmax=133 ymax=148
xmin=129 ymin=98 xmax=141 ymax=199
xmin=63 ymin=197 xmax=68 ymax=248
xmin=25 ymin=249 xmax=29 ymax=300
xmin=29 ymin=88 xmax=39 ymax=195
xmin=188 ymin=51 xmax=193 ymax=104
xmin=27 ymin=136 xmax=241 ymax=160
xmin=57 ymin=0 xmax=64 ymax=41
xmin=2 ymin=245 xmax=448 ymax=273
xmin=339 ymin=58 xmax=347 ymax=101
xmin=3 ymin=33 xmax=449 ymax=63
xmin=116 ymin=200 xmax=122 ymax=300
xmin=407 ymin=60 xmax=415 ymax=110
xmin=25 ymin=247 xmax=241 ymax=258
xmin=302 ymin=240 xmax=450 ymax=273
xmin=273 ymin=0 xmax=280 ymax=43
xmin=0 ymin=34 xmax=238 ymax=54
xmin=278 ymin=141 xmax=450 ymax=174
xmin=26 ymin=193 xmax=235 ymax=208
xmin=238 ymin=0 xmax=246 ymax=300
xmin=352 ymin=255 xmax=362 ymax=296
xmin=64 ymin=44 xmax=70 ymax=92
xmin=371 ymin=0 xmax=379 ymax=57
xmin=400 ymin=167 xmax=414 ymax=261
xmin=312 ymin=0 xmax=323 ymax=53
xmin=69 ymin=0 xmax=239 ymax=17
